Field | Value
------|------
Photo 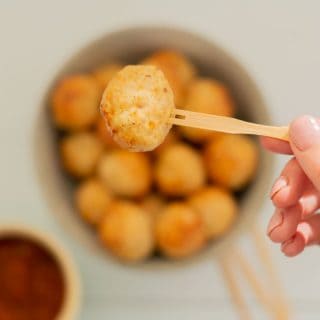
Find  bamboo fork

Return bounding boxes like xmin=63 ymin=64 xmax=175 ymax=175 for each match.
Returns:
xmin=218 ymin=224 xmax=290 ymax=320
xmin=170 ymin=109 xmax=289 ymax=141
xmin=219 ymin=256 xmax=252 ymax=320
xmin=251 ymin=226 xmax=290 ymax=320
xmin=220 ymin=246 xmax=275 ymax=319
xmin=230 ymin=247 xmax=274 ymax=315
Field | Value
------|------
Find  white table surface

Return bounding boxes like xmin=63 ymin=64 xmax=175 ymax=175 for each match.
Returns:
xmin=1 ymin=1 xmax=320 ymax=319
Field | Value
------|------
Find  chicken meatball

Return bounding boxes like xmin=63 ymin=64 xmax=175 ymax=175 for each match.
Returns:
xmin=95 ymin=116 xmax=118 ymax=148
xmin=140 ymin=194 xmax=166 ymax=219
xmin=142 ymin=50 xmax=196 ymax=106
xmin=189 ymin=186 xmax=238 ymax=239
xmin=180 ymin=78 xmax=235 ymax=142
xmin=98 ymin=150 xmax=152 ymax=197
xmin=51 ymin=75 xmax=100 ymax=130
xmin=155 ymin=143 xmax=205 ymax=196
xmin=93 ymin=63 xmax=123 ymax=91
xmin=75 ymin=178 xmax=112 ymax=225
xmin=152 ymin=129 xmax=180 ymax=156
xmin=100 ymin=65 xmax=175 ymax=151
xmin=99 ymin=201 xmax=154 ymax=262
xmin=155 ymin=202 xmax=206 ymax=259
xmin=204 ymin=134 xmax=258 ymax=190
xmin=60 ymin=132 xmax=104 ymax=178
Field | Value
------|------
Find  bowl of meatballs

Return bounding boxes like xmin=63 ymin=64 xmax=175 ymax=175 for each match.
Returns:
xmin=34 ymin=26 xmax=273 ymax=265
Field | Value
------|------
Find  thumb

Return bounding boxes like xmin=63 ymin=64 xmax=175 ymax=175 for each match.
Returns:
xmin=289 ymin=115 xmax=320 ymax=191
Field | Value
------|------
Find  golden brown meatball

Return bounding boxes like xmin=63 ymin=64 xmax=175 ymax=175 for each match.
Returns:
xmin=189 ymin=186 xmax=238 ymax=239
xmin=100 ymin=65 xmax=175 ymax=152
xmin=93 ymin=63 xmax=123 ymax=91
xmin=204 ymin=134 xmax=258 ymax=190
xmin=140 ymin=194 xmax=166 ymax=218
xmin=155 ymin=202 xmax=206 ymax=259
xmin=95 ymin=116 xmax=118 ymax=148
xmin=60 ymin=132 xmax=104 ymax=178
xmin=99 ymin=200 xmax=154 ymax=262
xmin=155 ymin=143 xmax=206 ymax=196
xmin=142 ymin=50 xmax=196 ymax=106
xmin=152 ymin=129 xmax=180 ymax=156
xmin=98 ymin=150 xmax=152 ymax=197
xmin=75 ymin=178 xmax=112 ymax=225
xmin=180 ymin=78 xmax=235 ymax=142
xmin=51 ymin=75 xmax=100 ymax=130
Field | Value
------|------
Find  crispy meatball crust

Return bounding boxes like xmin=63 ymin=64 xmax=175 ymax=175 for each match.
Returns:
xmin=100 ymin=65 xmax=175 ymax=152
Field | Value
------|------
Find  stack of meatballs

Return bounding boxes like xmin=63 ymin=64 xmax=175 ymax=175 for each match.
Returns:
xmin=50 ymin=50 xmax=258 ymax=263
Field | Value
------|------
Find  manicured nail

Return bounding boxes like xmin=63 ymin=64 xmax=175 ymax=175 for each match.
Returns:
xmin=281 ymin=236 xmax=295 ymax=250
xmin=290 ymin=115 xmax=320 ymax=151
xmin=281 ymin=236 xmax=296 ymax=256
xmin=267 ymin=210 xmax=284 ymax=236
xmin=270 ymin=176 xmax=287 ymax=199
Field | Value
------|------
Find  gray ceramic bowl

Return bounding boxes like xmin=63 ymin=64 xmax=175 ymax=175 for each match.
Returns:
xmin=34 ymin=26 xmax=273 ymax=265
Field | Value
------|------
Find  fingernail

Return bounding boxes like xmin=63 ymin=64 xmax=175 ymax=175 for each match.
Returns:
xmin=270 ymin=176 xmax=287 ymax=199
xmin=290 ymin=116 xmax=320 ymax=151
xmin=281 ymin=236 xmax=296 ymax=255
xmin=281 ymin=236 xmax=295 ymax=250
xmin=267 ymin=210 xmax=284 ymax=236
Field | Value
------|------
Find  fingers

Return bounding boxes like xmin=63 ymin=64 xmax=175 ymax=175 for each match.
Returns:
xmin=268 ymin=189 xmax=320 ymax=244
xmin=298 ymin=215 xmax=320 ymax=245
xmin=289 ymin=115 xmax=320 ymax=191
xmin=260 ymin=136 xmax=293 ymax=155
xmin=281 ymin=215 xmax=320 ymax=257
xmin=299 ymin=184 xmax=320 ymax=217
xmin=267 ymin=206 xmax=301 ymax=243
xmin=271 ymin=158 xmax=308 ymax=208
xmin=267 ymin=115 xmax=320 ymax=256
xmin=281 ymin=233 xmax=305 ymax=257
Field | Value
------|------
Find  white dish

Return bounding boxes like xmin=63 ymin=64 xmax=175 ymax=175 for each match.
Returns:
xmin=34 ymin=26 xmax=274 ymax=266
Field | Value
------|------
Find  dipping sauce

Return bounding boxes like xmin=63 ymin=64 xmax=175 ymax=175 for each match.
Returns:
xmin=0 ymin=237 xmax=65 ymax=320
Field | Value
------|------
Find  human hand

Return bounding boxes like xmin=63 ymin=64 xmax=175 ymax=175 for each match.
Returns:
xmin=261 ymin=115 xmax=320 ymax=257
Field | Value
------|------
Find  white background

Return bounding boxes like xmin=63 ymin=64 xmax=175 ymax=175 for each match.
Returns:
xmin=1 ymin=1 xmax=320 ymax=319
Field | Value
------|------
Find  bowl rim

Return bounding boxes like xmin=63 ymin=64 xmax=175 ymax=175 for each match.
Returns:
xmin=0 ymin=223 xmax=81 ymax=320
xmin=33 ymin=24 xmax=274 ymax=268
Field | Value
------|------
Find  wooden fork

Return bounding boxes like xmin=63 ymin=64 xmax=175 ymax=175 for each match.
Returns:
xmin=218 ymin=225 xmax=290 ymax=320
xmin=170 ymin=109 xmax=289 ymax=141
